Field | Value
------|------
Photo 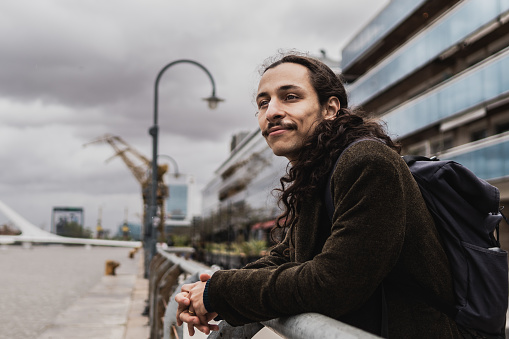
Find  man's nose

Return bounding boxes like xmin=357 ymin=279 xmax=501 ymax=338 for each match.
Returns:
xmin=265 ymin=100 xmax=285 ymax=122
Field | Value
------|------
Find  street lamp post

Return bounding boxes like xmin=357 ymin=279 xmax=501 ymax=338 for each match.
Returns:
xmin=145 ymin=59 xmax=223 ymax=276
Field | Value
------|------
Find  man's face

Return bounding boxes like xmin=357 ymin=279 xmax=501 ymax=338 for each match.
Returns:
xmin=256 ymin=63 xmax=328 ymax=162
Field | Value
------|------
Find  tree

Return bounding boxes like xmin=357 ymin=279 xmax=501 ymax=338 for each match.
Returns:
xmin=58 ymin=221 xmax=92 ymax=238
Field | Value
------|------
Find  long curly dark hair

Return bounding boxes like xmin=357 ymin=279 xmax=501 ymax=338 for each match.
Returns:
xmin=262 ymin=54 xmax=401 ymax=244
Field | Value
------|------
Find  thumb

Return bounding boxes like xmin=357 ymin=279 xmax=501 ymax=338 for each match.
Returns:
xmin=200 ymin=273 xmax=211 ymax=282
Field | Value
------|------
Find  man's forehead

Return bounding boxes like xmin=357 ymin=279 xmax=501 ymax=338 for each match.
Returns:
xmin=257 ymin=63 xmax=311 ymax=94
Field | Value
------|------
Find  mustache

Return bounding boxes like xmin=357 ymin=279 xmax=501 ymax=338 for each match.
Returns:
xmin=261 ymin=121 xmax=297 ymax=137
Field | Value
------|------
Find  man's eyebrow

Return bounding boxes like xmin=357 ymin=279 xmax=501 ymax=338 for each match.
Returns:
xmin=256 ymin=91 xmax=268 ymax=102
xmin=278 ymin=84 xmax=302 ymax=92
xmin=256 ymin=84 xmax=303 ymax=101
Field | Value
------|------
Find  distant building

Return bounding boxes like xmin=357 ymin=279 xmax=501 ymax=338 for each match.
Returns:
xmin=166 ymin=183 xmax=188 ymax=220
xmin=341 ymin=0 xmax=509 ymax=216
xmin=201 ymin=132 xmax=287 ymax=243
xmin=51 ymin=206 xmax=84 ymax=237
xmin=164 ymin=174 xmax=198 ymax=236
xmin=201 ymin=0 xmax=509 ymax=244
xmin=230 ymin=131 xmax=250 ymax=152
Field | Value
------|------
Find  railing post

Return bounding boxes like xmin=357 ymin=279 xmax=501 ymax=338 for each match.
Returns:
xmin=154 ymin=264 xmax=182 ymax=338
xmin=149 ymin=256 xmax=173 ymax=339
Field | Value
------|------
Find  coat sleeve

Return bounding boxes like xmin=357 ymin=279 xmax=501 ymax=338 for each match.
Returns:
xmin=207 ymin=143 xmax=407 ymax=326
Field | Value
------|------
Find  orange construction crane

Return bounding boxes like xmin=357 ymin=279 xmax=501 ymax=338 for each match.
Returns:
xmin=84 ymin=134 xmax=169 ymax=239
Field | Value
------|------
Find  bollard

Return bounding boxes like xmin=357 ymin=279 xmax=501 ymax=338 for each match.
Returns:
xmin=105 ymin=260 xmax=120 ymax=275
xmin=129 ymin=247 xmax=139 ymax=259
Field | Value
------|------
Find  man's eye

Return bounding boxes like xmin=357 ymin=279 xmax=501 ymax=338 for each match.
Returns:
xmin=285 ymin=94 xmax=298 ymax=100
xmin=258 ymin=100 xmax=269 ymax=108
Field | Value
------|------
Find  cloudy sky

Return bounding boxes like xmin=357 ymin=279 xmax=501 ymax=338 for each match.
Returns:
xmin=0 ymin=0 xmax=389 ymax=233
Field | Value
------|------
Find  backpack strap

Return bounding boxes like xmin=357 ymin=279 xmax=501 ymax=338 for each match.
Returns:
xmin=402 ymin=154 xmax=439 ymax=164
xmin=500 ymin=208 xmax=509 ymax=226
xmin=325 ymin=138 xmax=376 ymax=220
xmin=494 ymin=207 xmax=508 ymax=248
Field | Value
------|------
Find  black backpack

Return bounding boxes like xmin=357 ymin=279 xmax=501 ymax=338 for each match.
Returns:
xmin=326 ymin=141 xmax=509 ymax=337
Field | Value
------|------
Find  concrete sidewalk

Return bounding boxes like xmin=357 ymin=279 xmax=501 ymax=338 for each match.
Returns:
xmin=38 ymin=249 xmax=149 ymax=339
xmin=35 ymin=248 xmax=281 ymax=339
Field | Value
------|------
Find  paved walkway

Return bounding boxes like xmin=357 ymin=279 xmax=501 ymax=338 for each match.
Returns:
xmin=37 ymin=249 xmax=149 ymax=339
xmin=34 ymin=247 xmax=281 ymax=339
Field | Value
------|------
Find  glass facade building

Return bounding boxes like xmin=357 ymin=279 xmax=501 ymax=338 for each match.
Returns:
xmin=201 ymin=0 xmax=509 ymax=242
xmin=341 ymin=0 xmax=509 ymax=212
xmin=384 ymin=48 xmax=509 ymax=139
xmin=341 ymin=0 xmax=429 ymax=70
xmin=348 ymin=0 xmax=509 ymax=106
xmin=163 ymin=174 xmax=199 ymax=237
xmin=166 ymin=184 xmax=188 ymax=220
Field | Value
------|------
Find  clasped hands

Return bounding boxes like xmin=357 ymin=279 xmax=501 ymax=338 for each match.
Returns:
xmin=175 ymin=273 xmax=219 ymax=336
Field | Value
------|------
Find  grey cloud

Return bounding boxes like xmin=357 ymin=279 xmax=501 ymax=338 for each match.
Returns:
xmin=0 ymin=0 xmax=389 ymax=231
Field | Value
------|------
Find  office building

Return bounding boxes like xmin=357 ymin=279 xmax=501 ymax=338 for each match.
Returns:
xmin=164 ymin=174 xmax=199 ymax=236
xmin=201 ymin=0 xmax=509 ymax=243
xmin=341 ymin=0 xmax=509 ymax=242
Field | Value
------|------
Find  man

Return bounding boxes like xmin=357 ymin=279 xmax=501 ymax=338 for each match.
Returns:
xmin=176 ymin=54 xmax=461 ymax=338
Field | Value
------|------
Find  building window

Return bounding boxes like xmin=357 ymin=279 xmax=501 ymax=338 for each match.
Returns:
xmin=495 ymin=122 xmax=509 ymax=135
xmin=430 ymin=134 xmax=454 ymax=155
xmin=470 ymin=129 xmax=487 ymax=141
xmin=407 ymin=141 xmax=430 ymax=156
xmin=167 ymin=184 xmax=188 ymax=220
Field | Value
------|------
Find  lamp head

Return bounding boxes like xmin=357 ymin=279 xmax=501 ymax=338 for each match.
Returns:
xmin=203 ymin=95 xmax=224 ymax=109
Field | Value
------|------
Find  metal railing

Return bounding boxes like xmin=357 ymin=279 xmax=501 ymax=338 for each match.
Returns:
xmin=206 ymin=313 xmax=382 ymax=339
xmin=149 ymin=247 xmax=381 ymax=339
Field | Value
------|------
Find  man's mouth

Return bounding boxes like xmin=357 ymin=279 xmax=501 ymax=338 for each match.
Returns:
xmin=262 ymin=122 xmax=297 ymax=137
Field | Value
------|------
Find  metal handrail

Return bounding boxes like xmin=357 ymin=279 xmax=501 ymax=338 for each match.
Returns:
xmin=157 ymin=249 xmax=381 ymax=339
xmin=261 ymin=313 xmax=381 ymax=339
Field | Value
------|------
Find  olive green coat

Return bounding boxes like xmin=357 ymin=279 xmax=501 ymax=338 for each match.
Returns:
xmin=208 ymin=140 xmax=461 ymax=338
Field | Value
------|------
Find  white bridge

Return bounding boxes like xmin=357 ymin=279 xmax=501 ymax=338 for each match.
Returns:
xmin=0 ymin=200 xmax=141 ymax=248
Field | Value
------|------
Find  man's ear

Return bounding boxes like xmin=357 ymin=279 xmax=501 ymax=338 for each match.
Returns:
xmin=323 ymin=96 xmax=340 ymax=120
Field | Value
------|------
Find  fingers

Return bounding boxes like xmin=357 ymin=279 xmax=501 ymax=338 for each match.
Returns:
xmin=197 ymin=313 xmax=209 ymax=329
xmin=187 ymin=321 xmax=195 ymax=336
xmin=194 ymin=312 xmax=220 ymax=334
xmin=204 ymin=312 xmax=219 ymax=331
xmin=175 ymin=292 xmax=190 ymax=326
xmin=199 ymin=272 xmax=211 ymax=282
xmin=179 ymin=310 xmax=193 ymax=323
xmin=190 ymin=317 xmax=218 ymax=336
xmin=175 ymin=291 xmax=190 ymax=303
xmin=181 ymin=282 xmax=194 ymax=293
xmin=179 ymin=309 xmax=201 ymax=325
xmin=181 ymin=310 xmax=211 ymax=336
xmin=179 ymin=309 xmax=219 ymax=335
xmin=208 ymin=324 xmax=220 ymax=332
